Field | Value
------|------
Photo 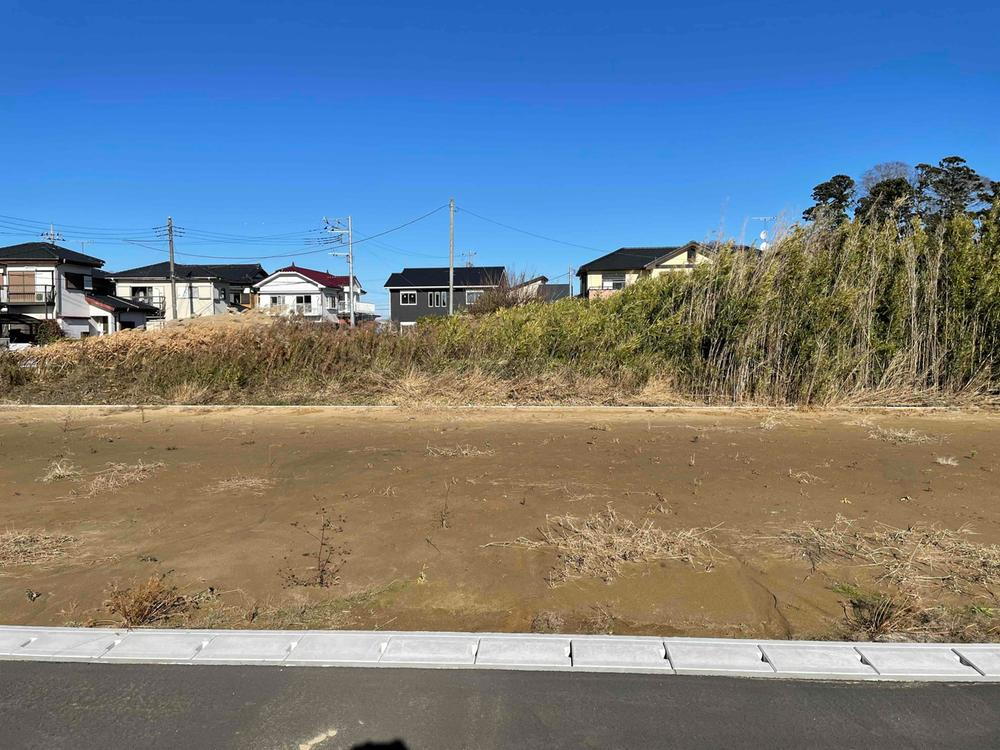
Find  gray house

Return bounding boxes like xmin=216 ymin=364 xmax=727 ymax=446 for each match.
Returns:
xmin=384 ymin=266 xmax=506 ymax=326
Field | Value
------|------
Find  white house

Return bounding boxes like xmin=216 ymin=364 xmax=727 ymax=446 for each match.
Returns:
xmin=108 ymin=262 xmax=269 ymax=322
xmin=0 ymin=242 xmax=158 ymax=344
xmin=256 ymin=264 xmax=376 ymax=323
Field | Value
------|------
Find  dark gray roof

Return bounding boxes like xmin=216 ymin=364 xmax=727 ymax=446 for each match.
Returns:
xmin=85 ymin=293 xmax=161 ymax=314
xmin=384 ymin=266 xmax=506 ymax=288
xmin=110 ymin=262 xmax=268 ymax=285
xmin=577 ymin=244 xmax=701 ymax=274
xmin=0 ymin=242 xmax=104 ymax=267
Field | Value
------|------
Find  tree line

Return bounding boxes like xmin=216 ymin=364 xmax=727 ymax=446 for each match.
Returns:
xmin=803 ymin=157 xmax=997 ymax=229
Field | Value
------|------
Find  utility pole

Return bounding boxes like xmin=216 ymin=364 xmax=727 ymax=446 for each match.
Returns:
xmin=166 ymin=216 xmax=178 ymax=321
xmin=448 ymin=198 xmax=455 ymax=315
xmin=325 ymin=216 xmax=355 ymax=328
xmin=569 ymin=265 xmax=575 ymax=296
xmin=463 ymin=249 xmax=477 ymax=267
xmin=41 ymin=224 xmax=64 ymax=243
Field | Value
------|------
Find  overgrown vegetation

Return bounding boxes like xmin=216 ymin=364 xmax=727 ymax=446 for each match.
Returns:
xmin=102 ymin=572 xmax=212 ymax=628
xmin=3 ymin=199 xmax=1000 ymax=406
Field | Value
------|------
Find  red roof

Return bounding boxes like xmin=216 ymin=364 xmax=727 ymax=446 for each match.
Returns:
xmin=275 ymin=265 xmax=352 ymax=289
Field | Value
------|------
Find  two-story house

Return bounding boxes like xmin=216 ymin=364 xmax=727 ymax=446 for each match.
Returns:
xmin=108 ymin=262 xmax=269 ymax=321
xmin=383 ymin=266 xmax=506 ymax=326
xmin=576 ymin=242 xmax=713 ymax=299
xmin=0 ymin=242 xmax=159 ymax=344
xmin=256 ymin=264 xmax=375 ymax=324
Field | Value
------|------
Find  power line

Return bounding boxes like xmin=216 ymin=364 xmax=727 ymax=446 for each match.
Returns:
xmin=457 ymin=206 xmax=604 ymax=252
xmin=122 ymin=205 xmax=449 ymax=260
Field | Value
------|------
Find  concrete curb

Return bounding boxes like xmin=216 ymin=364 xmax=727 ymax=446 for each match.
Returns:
xmin=0 ymin=626 xmax=996 ymax=681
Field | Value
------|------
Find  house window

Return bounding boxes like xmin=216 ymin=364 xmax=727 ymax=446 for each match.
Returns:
xmin=428 ymin=291 xmax=449 ymax=307
xmin=269 ymin=295 xmax=281 ymax=306
xmin=400 ymin=291 xmax=417 ymax=305
xmin=325 ymin=294 xmax=336 ymax=310
xmin=132 ymin=286 xmax=153 ymax=300
xmin=601 ymin=272 xmax=626 ymax=290
xmin=687 ymin=247 xmax=697 ymax=263
xmin=294 ymin=295 xmax=313 ymax=313
xmin=465 ymin=289 xmax=483 ymax=305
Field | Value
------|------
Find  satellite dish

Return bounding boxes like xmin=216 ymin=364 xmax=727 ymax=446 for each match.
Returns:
xmin=759 ymin=230 xmax=767 ymax=240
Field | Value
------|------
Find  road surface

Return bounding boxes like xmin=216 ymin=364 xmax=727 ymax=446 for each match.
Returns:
xmin=0 ymin=662 xmax=997 ymax=749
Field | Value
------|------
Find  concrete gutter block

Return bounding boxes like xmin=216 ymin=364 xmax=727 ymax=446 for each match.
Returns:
xmin=856 ymin=645 xmax=984 ymax=678
xmin=0 ymin=630 xmax=37 ymax=656
xmin=952 ymin=647 xmax=1000 ymax=677
xmin=666 ymin=641 xmax=773 ymax=674
xmin=193 ymin=633 xmax=300 ymax=664
xmin=380 ymin=635 xmax=479 ymax=666
xmin=476 ymin=637 xmax=572 ymax=668
xmin=286 ymin=633 xmax=389 ymax=665
xmin=102 ymin=631 xmax=211 ymax=662
xmin=570 ymin=638 xmax=671 ymax=672
xmin=761 ymin=644 xmax=877 ymax=677
xmin=13 ymin=629 xmax=123 ymax=661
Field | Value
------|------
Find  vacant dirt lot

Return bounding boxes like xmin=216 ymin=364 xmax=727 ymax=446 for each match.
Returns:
xmin=1 ymin=406 xmax=998 ymax=640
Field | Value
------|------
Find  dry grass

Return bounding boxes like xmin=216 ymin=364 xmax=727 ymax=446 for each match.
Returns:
xmin=84 ymin=460 xmax=164 ymax=497
xmin=776 ymin=516 xmax=1000 ymax=596
xmin=831 ymin=583 xmax=999 ymax=642
xmin=935 ymin=456 xmax=959 ymax=466
xmin=38 ymin=459 xmax=80 ymax=483
xmin=758 ymin=415 xmax=782 ymax=431
xmin=0 ymin=530 xmax=78 ymax=567
xmin=102 ymin=573 xmax=209 ymax=628
xmin=493 ymin=505 xmax=720 ymax=586
xmin=426 ymin=444 xmax=496 ymax=457
xmin=867 ymin=425 xmax=940 ymax=444
xmin=203 ymin=476 xmax=275 ymax=495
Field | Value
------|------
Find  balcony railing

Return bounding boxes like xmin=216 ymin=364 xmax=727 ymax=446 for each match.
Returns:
xmin=335 ymin=300 xmax=376 ymax=315
xmin=0 ymin=285 xmax=55 ymax=304
xmin=131 ymin=296 xmax=166 ymax=316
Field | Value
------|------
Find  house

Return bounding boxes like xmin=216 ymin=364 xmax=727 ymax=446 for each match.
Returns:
xmin=0 ymin=242 xmax=159 ymax=344
xmin=512 ymin=275 xmax=572 ymax=302
xmin=108 ymin=262 xmax=269 ymax=321
xmin=576 ymin=242 xmax=713 ymax=299
xmin=383 ymin=266 xmax=507 ymax=326
xmin=256 ymin=264 xmax=376 ymax=323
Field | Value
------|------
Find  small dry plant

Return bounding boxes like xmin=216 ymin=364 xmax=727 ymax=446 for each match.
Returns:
xmin=0 ymin=530 xmax=77 ymax=567
xmin=935 ymin=456 xmax=959 ymax=466
xmin=204 ymin=476 xmax=275 ymax=495
xmin=867 ymin=425 xmax=939 ymax=444
xmin=103 ymin=572 xmax=209 ymax=628
xmin=492 ymin=504 xmax=720 ymax=586
xmin=280 ymin=502 xmax=350 ymax=588
xmin=426 ymin=444 xmax=495 ymax=457
xmin=758 ymin=415 xmax=782 ymax=431
xmin=85 ymin=461 xmax=164 ymax=497
xmin=776 ymin=516 xmax=1000 ymax=596
xmin=38 ymin=459 xmax=80 ymax=483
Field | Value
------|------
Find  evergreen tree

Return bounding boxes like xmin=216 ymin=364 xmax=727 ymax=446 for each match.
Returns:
xmin=802 ymin=175 xmax=855 ymax=223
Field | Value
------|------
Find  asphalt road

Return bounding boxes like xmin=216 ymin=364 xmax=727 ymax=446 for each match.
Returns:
xmin=0 ymin=662 xmax=998 ymax=749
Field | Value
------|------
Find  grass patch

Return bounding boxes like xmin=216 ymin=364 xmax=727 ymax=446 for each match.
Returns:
xmin=492 ymin=504 xmax=720 ymax=586
xmin=868 ymin=425 xmax=940 ymax=444
xmin=84 ymin=460 xmax=164 ymax=497
xmin=426 ymin=444 xmax=496 ymax=457
xmin=0 ymin=530 xmax=77 ymax=567
xmin=38 ymin=459 xmax=80 ymax=483
xmin=203 ymin=476 xmax=275 ymax=495
xmin=776 ymin=516 xmax=1000 ymax=596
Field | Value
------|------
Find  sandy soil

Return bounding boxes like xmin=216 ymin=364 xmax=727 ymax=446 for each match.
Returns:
xmin=1 ymin=406 xmax=997 ymax=638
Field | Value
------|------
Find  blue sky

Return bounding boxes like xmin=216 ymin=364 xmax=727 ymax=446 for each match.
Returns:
xmin=1 ymin=1 xmax=997 ymax=315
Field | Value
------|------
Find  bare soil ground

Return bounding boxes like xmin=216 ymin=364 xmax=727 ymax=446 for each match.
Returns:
xmin=1 ymin=406 xmax=998 ymax=640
